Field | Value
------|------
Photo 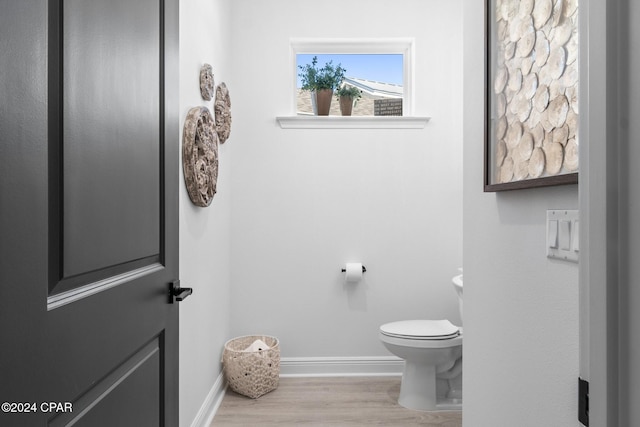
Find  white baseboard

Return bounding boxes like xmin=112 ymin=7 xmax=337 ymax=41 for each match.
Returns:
xmin=190 ymin=372 xmax=227 ymax=427
xmin=280 ymin=356 xmax=404 ymax=377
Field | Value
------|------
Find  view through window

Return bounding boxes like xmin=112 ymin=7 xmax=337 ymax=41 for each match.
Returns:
xmin=296 ymin=53 xmax=404 ymax=116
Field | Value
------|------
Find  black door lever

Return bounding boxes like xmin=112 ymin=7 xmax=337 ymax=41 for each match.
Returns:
xmin=169 ymin=280 xmax=193 ymax=304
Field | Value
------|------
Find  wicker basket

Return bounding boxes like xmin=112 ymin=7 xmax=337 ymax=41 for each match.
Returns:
xmin=222 ymin=335 xmax=280 ymax=399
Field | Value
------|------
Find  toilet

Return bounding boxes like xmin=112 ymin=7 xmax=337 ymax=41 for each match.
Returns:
xmin=379 ymin=273 xmax=463 ymax=411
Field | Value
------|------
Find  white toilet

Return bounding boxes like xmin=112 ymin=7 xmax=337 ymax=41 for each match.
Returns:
xmin=379 ymin=273 xmax=464 ymax=411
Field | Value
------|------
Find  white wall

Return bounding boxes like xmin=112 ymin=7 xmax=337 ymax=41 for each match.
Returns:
xmin=227 ymin=0 xmax=464 ymax=358
xmin=179 ymin=1 xmax=232 ymax=426
xmin=463 ymin=0 xmax=579 ymax=426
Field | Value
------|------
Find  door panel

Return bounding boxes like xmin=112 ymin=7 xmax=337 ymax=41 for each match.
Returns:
xmin=48 ymin=338 xmax=161 ymax=427
xmin=0 ymin=0 xmax=179 ymax=425
xmin=62 ymin=0 xmax=161 ymax=278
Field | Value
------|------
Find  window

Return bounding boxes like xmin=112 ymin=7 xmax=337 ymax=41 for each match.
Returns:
xmin=296 ymin=53 xmax=404 ymax=116
xmin=291 ymin=39 xmax=413 ymax=116
xmin=278 ymin=38 xmax=429 ymax=129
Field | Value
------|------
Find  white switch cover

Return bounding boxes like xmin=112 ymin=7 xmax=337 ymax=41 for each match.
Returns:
xmin=547 ymin=210 xmax=579 ymax=262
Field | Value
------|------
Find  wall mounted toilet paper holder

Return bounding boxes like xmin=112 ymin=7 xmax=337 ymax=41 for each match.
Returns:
xmin=341 ymin=265 xmax=367 ymax=273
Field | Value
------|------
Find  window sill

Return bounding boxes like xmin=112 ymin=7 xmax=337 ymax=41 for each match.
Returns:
xmin=276 ymin=116 xmax=430 ymax=129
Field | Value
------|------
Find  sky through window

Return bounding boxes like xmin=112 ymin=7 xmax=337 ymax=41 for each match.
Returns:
xmin=296 ymin=54 xmax=403 ymax=88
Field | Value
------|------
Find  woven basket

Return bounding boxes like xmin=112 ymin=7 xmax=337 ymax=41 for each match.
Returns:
xmin=222 ymin=335 xmax=280 ymax=399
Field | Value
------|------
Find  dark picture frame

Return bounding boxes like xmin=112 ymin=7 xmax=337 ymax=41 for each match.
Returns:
xmin=484 ymin=0 xmax=579 ymax=192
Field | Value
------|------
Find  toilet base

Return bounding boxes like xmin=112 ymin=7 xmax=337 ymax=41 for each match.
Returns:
xmin=398 ymin=361 xmax=437 ymax=411
xmin=397 ymin=361 xmax=463 ymax=412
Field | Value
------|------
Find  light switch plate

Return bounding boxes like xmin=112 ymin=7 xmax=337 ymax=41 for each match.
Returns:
xmin=547 ymin=210 xmax=579 ymax=262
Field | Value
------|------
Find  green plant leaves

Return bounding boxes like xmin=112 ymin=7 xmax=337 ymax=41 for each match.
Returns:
xmin=298 ymin=56 xmax=346 ymax=91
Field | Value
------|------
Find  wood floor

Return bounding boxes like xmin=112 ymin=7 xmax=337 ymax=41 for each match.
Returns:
xmin=210 ymin=377 xmax=462 ymax=426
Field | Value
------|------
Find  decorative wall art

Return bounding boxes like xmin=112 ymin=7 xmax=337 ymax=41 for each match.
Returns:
xmin=182 ymin=106 xmax=219 ymax=207
xmin=214 ymin=82 xmax=232 ymax=144
xmin=485 ymin=0 xmax=579 ymax=191
xmin=200 ymin=63 xmax=215 ymax=101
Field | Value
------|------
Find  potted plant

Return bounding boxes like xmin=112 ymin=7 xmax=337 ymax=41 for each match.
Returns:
xmin=298 ymin=56 xmax=345 ymax=115
xmin=335 ymin=84 xmax=362 ymax=116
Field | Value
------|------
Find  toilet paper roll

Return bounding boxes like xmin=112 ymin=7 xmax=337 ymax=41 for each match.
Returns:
xmin=344 ymin=263 xmax=363 ymax=283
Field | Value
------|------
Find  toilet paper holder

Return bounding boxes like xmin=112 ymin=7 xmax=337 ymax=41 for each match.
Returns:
xmin=341 ymin=265 xmax=367 ymax=273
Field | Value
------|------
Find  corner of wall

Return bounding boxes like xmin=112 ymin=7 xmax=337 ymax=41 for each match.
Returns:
xmin=179 ymin=0 xmax=233 ymax=426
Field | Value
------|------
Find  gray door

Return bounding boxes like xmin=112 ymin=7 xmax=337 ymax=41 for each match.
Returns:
xmin=0 ymin=0 xmax=180 ymax=425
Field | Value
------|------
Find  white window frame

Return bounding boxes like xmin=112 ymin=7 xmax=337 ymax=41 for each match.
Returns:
xmin=277 ymin=38 xmax=429 ymax=129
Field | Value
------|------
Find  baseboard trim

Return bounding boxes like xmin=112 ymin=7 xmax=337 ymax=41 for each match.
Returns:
xmin=190 ymin=372 xmax=227 ymax=427
xmin=280 ymin=356 xmax=404 ymax=377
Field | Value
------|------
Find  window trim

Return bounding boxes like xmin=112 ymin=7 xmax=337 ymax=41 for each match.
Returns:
xmin=280 ymin=38 xmax=428 ymax=128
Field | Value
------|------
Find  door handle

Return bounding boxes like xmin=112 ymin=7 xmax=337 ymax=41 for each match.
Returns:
xmin=169 ymin=280 xmax=193 ymax=304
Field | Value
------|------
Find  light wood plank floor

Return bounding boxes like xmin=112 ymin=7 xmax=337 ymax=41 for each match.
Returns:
xmin=211 ymin=377 xmax=462 ymax=426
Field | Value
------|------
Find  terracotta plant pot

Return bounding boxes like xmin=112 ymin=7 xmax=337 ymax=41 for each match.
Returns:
xmin=314 ymin=89 xmax=333 ymax=116
xmin=339 ymin=96 xmax=354 ymax=116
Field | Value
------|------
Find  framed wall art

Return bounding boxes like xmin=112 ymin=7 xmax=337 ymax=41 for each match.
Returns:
xmin=485 ymin=0 xmax=579 ymax=191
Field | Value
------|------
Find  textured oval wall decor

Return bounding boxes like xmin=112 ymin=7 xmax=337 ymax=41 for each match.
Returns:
xmin=182 ymin=106 xmax=219 ymax=207
xmin=200 ymin=64 xmax=215 ymax=101
xmin=214 ymin=82 xmax=232 ymax=143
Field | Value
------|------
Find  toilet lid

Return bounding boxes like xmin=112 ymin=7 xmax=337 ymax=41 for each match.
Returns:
xmin=380 ymin=319 xmax=460 ymax=340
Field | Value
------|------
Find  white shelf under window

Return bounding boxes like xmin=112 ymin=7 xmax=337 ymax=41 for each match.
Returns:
xmin=276 ymin=115 xmax=430 ymax=129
